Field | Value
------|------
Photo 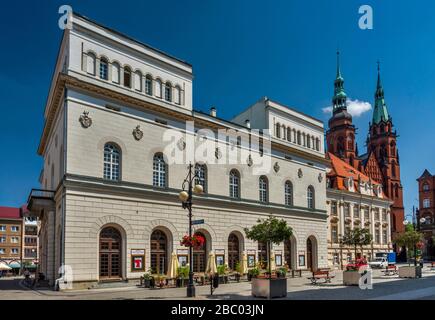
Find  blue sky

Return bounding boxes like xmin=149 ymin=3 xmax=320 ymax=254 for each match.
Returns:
xmin=0 ymin=0 xmax=434 ymax=219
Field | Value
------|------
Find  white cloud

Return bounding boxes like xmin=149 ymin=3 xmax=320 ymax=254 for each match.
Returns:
xmin=322 ymin=99 xmax=372 ymax=117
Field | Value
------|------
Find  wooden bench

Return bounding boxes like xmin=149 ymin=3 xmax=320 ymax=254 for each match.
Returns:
xmin=383 ymin=265 xmax=397 ymax=276
xmin=308 ymin=269 xmax=334 ymax=285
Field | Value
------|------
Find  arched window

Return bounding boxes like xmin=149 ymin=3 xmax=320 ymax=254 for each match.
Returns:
xmin=86 ymin=52 xmax=96 ymax=75
xmin=99 ymin=227 xmax=122 ymax=278
xmin=311 ymin=136 xmax=315 ymax=149
xmin=228 ymin=233 xmax=240 ymax=271
xmin=153 ymin=153 xmax=167 ymax=188
xmin=164 ymin=82 xmax=172 ymax=102
xmin=150 ymin=230 xmax=167 ymax=274
xmin=123 ymin=66 xmax=131 ymax=88
xmin=282 ymin=125 xmax=286 ymax=140
xmin=145 ymin=75 xmax=153 ymax=95
xmin=423 ymin=183 xmax=430 ymax=192
xmin=315 ymin=138 xmax=320 ymax=151
xmin=134 ymin=70 xmax=142 ymax=91
xmin=297 ymin=131 xmax=301 ymax=145
xmin=285 ymin=181 xmax=293 ymax=206
xmin=155 ymin=79 xmax=162 ymax=97
xmin=307 ymin=186 xmax=315 ymax=209
xmin=275 ymin=123 xmax=281 ymax=138
xmin=287 ymin=127 xmax=291 ymax=142
xmin=302 ymin=133 xmax=306 ymax=146
xmin=174 ymin=86 xmax=181 ymax=104
xmin=307 ymin=134 xmax=311 ymax=148
xmin=112 ymin=62 xmax=120 ymax=84
xmin=292 ymin=128 xmax=296 ymax=143
xmin=395 ymin=184 xmax=399 ymax=198
xmin=103 ymin=143 xmax=120 ymax=181
xmin=259 ymin=176 xmax=268 ymax=202
xmin=229 ymin=169 xmax=240 ymax=198
xmin=99 ymin=58 xmax=108 ymax=80
xmin=195 ymin=164 xmax=207 ymax=193
xmin=390 ymin=141 xmax=396 ymax=157
xmin=391 ymin=161 xmax=396 ymax=177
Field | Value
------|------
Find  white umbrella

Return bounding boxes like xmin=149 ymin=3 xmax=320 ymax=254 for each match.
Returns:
xmin=241 ymin=252 xmax=248 ymax=274
xmin=206 ymin=251 xmax=217 ymax=275
xmin=166 ymin=251 xmax=179 ymax=278
xmin=0 ymin=262 xmax=11 ymax=271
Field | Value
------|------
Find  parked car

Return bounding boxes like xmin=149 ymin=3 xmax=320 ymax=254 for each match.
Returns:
xmin=369 ymin=257 xmax=388 ymax=269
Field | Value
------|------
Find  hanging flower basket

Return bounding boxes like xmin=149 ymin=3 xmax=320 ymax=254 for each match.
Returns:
xmin=180 ymin=233 xmax=205 ymax=249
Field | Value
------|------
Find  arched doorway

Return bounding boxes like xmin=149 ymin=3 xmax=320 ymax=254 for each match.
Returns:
xmin=258 ymin=241 xmax=268 ymax=269
xmin=150 ymin=230 xmax=168 ymax=274
xmin=228 ymin=233 xmax=240 ymax=270
xmin=99 ymin=227 xmax=122 ymax=279
xmin=284 ymin=235 xmax=296 ymax=270
xmin=193 ymin=232 xmax=207 ymax=273
xmin=306 ymin=236 xmax=318 ymax=271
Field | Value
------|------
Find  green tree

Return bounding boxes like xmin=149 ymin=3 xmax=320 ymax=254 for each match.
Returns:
xmin=394 ymin=230 xmax=423 ymax=265
xmin=340 ymin=227 xmax=373 ymax=260
xmin=244 ymin=216 xmax=293 ymax=278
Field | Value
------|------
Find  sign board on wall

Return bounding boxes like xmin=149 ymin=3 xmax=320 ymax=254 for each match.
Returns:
xmin=130 ymin=249 xmax=145 ymax=272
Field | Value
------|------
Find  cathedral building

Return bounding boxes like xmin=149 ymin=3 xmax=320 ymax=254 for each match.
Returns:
xmin=325 ymin=53 xmax=404 ymax=265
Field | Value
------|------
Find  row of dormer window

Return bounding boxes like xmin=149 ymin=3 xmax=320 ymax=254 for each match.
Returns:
xmin=83 ymin=51 xmax=184 ymax=105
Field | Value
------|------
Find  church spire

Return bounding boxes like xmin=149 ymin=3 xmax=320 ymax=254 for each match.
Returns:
xmin=332 ymin=51 xmax=347 ymax=114
xmin=372 ymin=61 xmax=390 ymax=124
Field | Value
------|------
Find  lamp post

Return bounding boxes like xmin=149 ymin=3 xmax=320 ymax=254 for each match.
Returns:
xmin=179 ymin=163 xmax=203 ymax=298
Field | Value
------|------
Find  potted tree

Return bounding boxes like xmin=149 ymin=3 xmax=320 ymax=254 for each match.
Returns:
xmin=244 ymin=216 xmax=293 ymax=299
xmin=341 ymin=228 xmax=372 ymax=285
xmin=176 ymin=266 xmax=189 ymax=287
xmin=395 ymin=230 xmax=424 ymax=278
xmin=247 ymin=267 xmax=260 ymax=281
xmin=142 ymin=269 xmax=153 ymax=288
xmin=217 ymin=264 xmax=229 ymax=284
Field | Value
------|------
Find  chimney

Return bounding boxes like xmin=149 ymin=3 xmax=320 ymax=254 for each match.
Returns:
xmin=245 ymin=119 xmax=251 ymax=128
xmin=210 ymin=107 xmax=216 ymax=117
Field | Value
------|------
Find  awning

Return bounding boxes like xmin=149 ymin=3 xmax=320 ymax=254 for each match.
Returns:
xmin=8 ymin=262 xmax=21 ymax=269
xmin=0 ymin=263 xmax=12 ymax=271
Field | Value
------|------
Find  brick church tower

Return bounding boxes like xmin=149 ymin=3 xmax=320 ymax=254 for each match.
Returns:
xmin=366 ymin=63 xmax=405 ymax=235
xmin=326 ymin=52 xmax=358 ymax=168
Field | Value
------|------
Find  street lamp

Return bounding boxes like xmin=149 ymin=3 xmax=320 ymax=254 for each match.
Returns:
xmin=179 ymin=163 xmax=203 ymax=298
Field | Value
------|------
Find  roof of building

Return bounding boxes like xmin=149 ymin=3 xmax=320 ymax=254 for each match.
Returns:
xmin=327 ymin=152 xmax=386 ymax=197
xmin=0 ymin=207 xmax=22 ymax=220
xmin=417 ymin=169 xmax=433 ymax=180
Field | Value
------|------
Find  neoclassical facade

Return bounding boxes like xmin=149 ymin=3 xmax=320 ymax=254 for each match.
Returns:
xmin=27 ymin=13 xmax=329 ymax=289
xmin=326 ymin=153 xmax=393 ymax=268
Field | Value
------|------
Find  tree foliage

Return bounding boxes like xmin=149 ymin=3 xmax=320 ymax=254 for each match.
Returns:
xmin=244 ymin=217 xmax=293 ymax=245
xmin=394 ymin=230 xmax=423 ymax=250
xmin=341 ymin=227 xmax=373 ymax=259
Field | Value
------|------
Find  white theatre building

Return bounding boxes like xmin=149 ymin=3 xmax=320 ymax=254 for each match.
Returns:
xmin=27 ymin=13 xmax=329 ymax=289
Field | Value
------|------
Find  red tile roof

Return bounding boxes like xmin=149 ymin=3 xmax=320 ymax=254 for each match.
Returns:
xmin=0 ymin=207 xmax=22 ymax=220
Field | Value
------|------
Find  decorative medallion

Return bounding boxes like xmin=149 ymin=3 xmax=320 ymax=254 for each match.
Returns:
xmin=132 ymin=125 xmax=143 ymax=141
xmin=345 ymin=218 xmax=352 ymax=224
xmin=79 ymin=111 xmax=92 ymax=128
xmin=215 ymin=147 xmax=222 ymax=159
xmin=246 ymin=154 xmax=253 ymax=167
xmin=382 ymin=222 xmax=388 ymax=228
xmin=298 ymin=168 xmax=303 ymax=179
xmin=177 ymin=137 xmax=186 ymax=151
xmin=318 ymin=173 xmax=323 ymax=183
xmin=364 ymin=221 xmax=371 ymax=226
xmin=273 ymin=162 xmax=280 ymax=173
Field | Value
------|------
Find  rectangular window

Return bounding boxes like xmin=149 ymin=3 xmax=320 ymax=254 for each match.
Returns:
xmin=353 ymin=205 xmax=360 ymax=218
xmin=11 ymin=226 xmax=19 ymax=232
xmin=333 ymin=253 xmax=339 ymax=265
xmin=423 ymin=199 xmax=430 ymax=208
xmin=375 ymin=228 xmax=380 ymax=244
xmin=344 ymin=203 xmax=350 ymax=217
xmin=0 ymin=226 xmax=5 ymax=232
xmin=331 ymin=225 xmax=338 ymax=244
xmin=0 ymin=237 xmax=6 ymax=243
xmin=382 ymin=209 xmax=387 ymax=221
xmin=374 ymin=208 xmax=380 ymax=221
xmin=331 ymin=201 xmax=337 ymax=215
xmin=11 ymin=237 xmax=19 ymax=244
xmin=364 ymin=207 xmax=370 ymax=220
xmin=11 ymin=248 xmax=19 ymax=255
xmin=0 ymin=248 xmax=5 ymax=254
xmin=382 ymin=229 xmax=388 ymax=244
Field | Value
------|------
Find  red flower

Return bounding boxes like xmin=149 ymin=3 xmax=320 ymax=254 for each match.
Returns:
xmin=416 ymin=241 xmax=425 ymax=249
xmin=180 ymin=233 xmax=205 ymax=249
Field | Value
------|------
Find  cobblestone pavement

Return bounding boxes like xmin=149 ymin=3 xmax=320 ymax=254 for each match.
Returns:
xmin=1 ymin=267 xmax=435 ymax=300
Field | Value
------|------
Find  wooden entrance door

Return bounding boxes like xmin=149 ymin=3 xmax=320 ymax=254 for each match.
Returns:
xmin=228 ymin=233 xmax=240 ymax=270
xmin=99 ymin=227 xmax=122 ymax=279
xmin=284 ymin=239 xmax=292 ymax=269
xmin=151 ymin=230 xmax=167 ymax=274
xmin=193 ymin=232 xmax=206 ymax=273
xmin=307 ymin=238 xmax=313 ymax=271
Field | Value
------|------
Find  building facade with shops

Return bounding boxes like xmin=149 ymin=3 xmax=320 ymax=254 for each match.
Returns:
xmin=417 ymin=169 xmax=435 ymax=260
xmin=27 ymin=13 xmax=329 ymax=289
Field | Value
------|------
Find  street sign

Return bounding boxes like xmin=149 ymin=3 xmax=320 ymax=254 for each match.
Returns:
xmin=192 ymin=219 xmax=205 ymax=225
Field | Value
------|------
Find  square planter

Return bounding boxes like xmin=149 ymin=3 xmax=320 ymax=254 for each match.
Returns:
xmin=398 ymin=266 xmax=422 ymax=278
xmin=343 ymin=271 xmax=361 ymax=286
xmin=251 ymin=278 xmax=287 ymax=299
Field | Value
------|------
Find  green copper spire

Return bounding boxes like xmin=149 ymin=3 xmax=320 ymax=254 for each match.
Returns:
xmin=372 ymin=61 xmax=390 ymax=124
xmin=332 ymin=51 xmax=347 ymax=114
